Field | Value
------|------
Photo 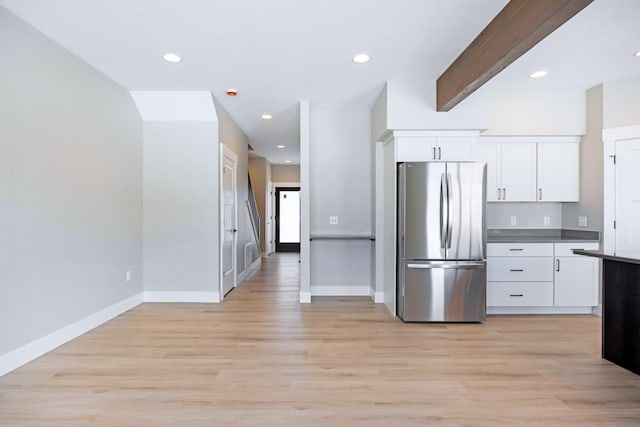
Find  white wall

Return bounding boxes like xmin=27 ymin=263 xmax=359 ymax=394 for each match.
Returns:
xmin=371 ymin=83 xmax=388 ymax=142
xmin=299 ymin=102 xmax=311 ymax=302
xmin=271 ymin=165 xmax=300 ymax=182
xmin=603 ymin=75 xmax=640 ymax=129
xmin=0 ymin=8 xmax=142 ymax=356
xmin=484 ymin=89 xmax=586 ymax=136
xmin=386 ymin=80 xmax=489 ymax=131
xmin=563 ymin=85 xmax=604 ymax=232
xmin=309 ymin=109 xmax=373 ymax=295
xmin=142 ymin=121 xmax=220 ymax=296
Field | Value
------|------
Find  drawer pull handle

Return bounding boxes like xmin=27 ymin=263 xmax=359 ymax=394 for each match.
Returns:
xmin=509 ymin=294 xmax=524 ymax=297
xmin=509 ymin=248 xmax=524 ymax=251
xmin=509 ymin=269 xmax=524 ymax=272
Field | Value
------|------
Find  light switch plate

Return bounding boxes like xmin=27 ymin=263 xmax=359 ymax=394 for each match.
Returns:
xmin=510 ymin=216 xmax=517 ymax=226
xmin=543 ymin=216 xmax=550 ymax=226
xmin=329 ymin=216 xmax=339 ymax=225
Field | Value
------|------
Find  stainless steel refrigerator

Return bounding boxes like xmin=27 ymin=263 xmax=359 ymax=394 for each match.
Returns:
xmin=397 ymin=162 xmax=487 ymax=322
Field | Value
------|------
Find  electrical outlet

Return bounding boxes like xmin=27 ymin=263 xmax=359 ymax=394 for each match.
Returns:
xmin=329 ymin=216 xmax=339 ymax=225
xmin=543 ymin=216 xmax=550 ymax=226
xmin=125 ymin=271 xmax=131 ymax=282
xmin=578 ymin=216 xmax=588 ymax=227
xmin=510 ymin=216 xmax=517 ymax=226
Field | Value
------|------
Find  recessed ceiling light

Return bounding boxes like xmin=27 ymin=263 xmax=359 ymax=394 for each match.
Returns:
xmin=352 ymin=53 xmax=371 ymax=64
xmin=635 ymin=51 xmax=640 ymax=57
xmin=261 ymin=114 xmax=273 ymax=120
xmin=277 ymin=145 xmax=285 ymax=149
xmin=163 ymin=53 xmax=182 ymax=63
xmin=529 ymin=70 xmax=548 ymax=79
xmin=285 ymin=160 xmax=292 ymax=163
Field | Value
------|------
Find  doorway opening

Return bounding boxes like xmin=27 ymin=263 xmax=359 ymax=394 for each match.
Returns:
xmin=275 ymin=187 xmax=300 ymax=252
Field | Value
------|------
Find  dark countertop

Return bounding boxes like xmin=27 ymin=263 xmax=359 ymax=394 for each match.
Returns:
xmin=573 ymin=249 xmax=640 ymax=265
xmin=487 ymin=228 xmax=599 ymax=244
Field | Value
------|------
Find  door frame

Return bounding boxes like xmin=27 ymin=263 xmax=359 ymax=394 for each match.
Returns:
xmin=603 ymin=125 xmax=640 ymax=252
xmin=272 ymin=183 xmax=301 ymax=253
xmin=219 ymin=144 xmax=238 ymax=300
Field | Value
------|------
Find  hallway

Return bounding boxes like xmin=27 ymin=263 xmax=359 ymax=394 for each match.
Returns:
xmin=1 ymin=254 xmax=639 ymax=426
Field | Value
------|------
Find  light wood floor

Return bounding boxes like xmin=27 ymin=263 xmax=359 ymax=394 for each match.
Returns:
xmin=1 ymin=253 xmax=640 ymax=426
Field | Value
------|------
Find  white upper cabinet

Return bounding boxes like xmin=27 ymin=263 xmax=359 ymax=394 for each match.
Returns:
xmin=395 ymin=134 xmax=475 ymax=162
xmin=475 ymin=142 xmax=537 ymax=201
xmin=477 ymin=137 xmax=580 ymax=202
xmin=537 ymin=143 xmax=579 ymax=202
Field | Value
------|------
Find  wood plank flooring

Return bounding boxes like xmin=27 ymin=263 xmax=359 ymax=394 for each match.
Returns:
xmin=1 ymin=253 xmax=640 ymax=426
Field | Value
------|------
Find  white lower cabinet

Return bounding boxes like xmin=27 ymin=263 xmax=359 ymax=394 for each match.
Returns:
xmin=553 ymin=242 xmax=599 ymax=307
xmin=487 ymin=242 xmax=600 ymax=313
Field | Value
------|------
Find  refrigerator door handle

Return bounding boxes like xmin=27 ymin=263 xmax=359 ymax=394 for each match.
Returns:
xmin=446 ymin=173 xmax=453 ymax=249
xmin=407 ymin=262 xmax=486 ymax=269
xmin=440 ymin=173 xmax=448 ymax=250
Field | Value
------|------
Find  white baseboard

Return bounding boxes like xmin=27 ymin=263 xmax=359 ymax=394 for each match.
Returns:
xmin=487 ymin=306 xmax=595 ymax=315
xmin=299 ymin=291 xmax=311 ymax=303
xmin=0 ymin=293 xmax=143 ymax=377
xmin=592 ymin=304 xmax=602 ymax=316
xmin=371 ymin=290 xmax=385 ymax=304
xmin=237 ymin=258 xmax=261 ymax=283
xmin=310 ymin=286 xmax=371 ymax=297
xmin=144 ymin=291 xmax=221 ymax=303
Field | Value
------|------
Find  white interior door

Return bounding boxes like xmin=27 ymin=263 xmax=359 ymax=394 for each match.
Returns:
xmin=222 ymin=147 xmax=237 ymax=297
xmin=615 ymin=139 xmax=640 ymax=251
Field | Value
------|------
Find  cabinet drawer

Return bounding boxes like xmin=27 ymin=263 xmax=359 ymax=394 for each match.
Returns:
xmin=554 ymin=242 xmax=599 ymax=257
xmin=488 ymin=257 xmax=553 ymax=281
xmin=488 ymin=243 xmax=553 ymax=257
xmin=487 ymin=282 xmax=554 ymax=307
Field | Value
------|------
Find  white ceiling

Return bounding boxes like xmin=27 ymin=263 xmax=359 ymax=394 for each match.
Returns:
xmin=2 ymin=0 xmax=639 ymax=164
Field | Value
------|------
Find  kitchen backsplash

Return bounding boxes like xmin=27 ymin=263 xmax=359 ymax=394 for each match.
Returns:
xmin=487 ymin=202 xmax=563 ymax=229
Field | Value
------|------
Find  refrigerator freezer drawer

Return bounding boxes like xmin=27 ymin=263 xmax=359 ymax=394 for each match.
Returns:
xmin=400 ymin=263 xmax=486 ymax=322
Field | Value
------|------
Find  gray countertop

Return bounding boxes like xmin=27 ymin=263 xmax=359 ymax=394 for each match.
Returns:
xmin=573 ymin=249 xmax=640 ymax=265
xmin=487 ymin=228 xmax=600 ymax=244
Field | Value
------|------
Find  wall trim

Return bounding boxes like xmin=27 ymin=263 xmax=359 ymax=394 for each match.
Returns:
xmin=237 ymin=257 xmax=261 ymax=284
xmin=487 ymin=306 xmax=595 ymax=315
xmin=592 ymin=304 xmax=602 ymax=317
xmin=144 ymin=291 xmax=221 ymax=303
xmin=479 ymin=135 xmax=581 ymax=144
xmin=299 ymin=291 xmax=311 ymax=303
xmin=0 ymin=293 xmax=144 ymax=377
xmin=602 ymin=124 xmax=640 ymax=142
xmin=370 ymin=289 xmax=385 ymax=304
xmin=310 ymin=286 xmax=371 ymax=297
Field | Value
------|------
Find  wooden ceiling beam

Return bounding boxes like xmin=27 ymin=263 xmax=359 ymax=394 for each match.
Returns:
xmin=436 ymin=0 xmax=593 ymax=112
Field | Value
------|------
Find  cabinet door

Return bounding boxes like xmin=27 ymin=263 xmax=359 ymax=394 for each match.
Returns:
xmin=554 ymin=256 xmax=598 ymax=306
xmin=537 ymin=143 xmax=579 ymax=202
xmin=475 ymin=143 xmax=501 ymax=201
xmin=396 ymin=136 xmax=437 ymax=162
xmin=500 ymin=143 xmax=537 ymax=201
xmin=436 ymin=137 xmax=474 ymax=161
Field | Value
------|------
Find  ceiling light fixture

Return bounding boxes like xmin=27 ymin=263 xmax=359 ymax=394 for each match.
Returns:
xmin=261 ymin=114 xmax=273 ymax=120
xmin=285 ymin=160 xmax=292 ymax=163
xmin=163 ymin=53 xmax=182 ymax=63
xmin=635 ymin=51 xmax=640 ymax=57
xmin=277 ymin=145 xmax=285 ymax=149
xmin=226 ymin=88 xmax=238 ymax=96
xmin=352 ymin=53 xmax=371 ymax=64
xmin=529 ymin=70 xmax=548 ymax=79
